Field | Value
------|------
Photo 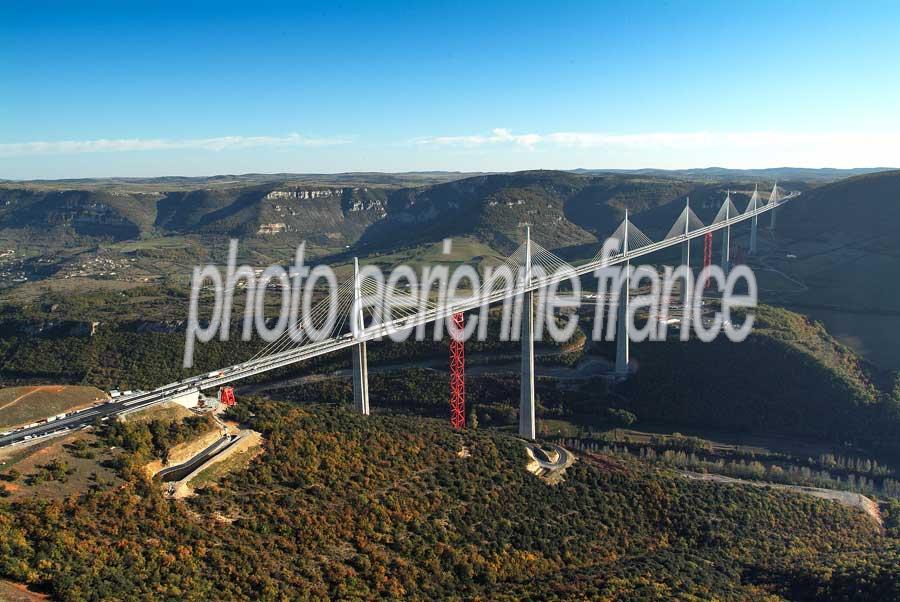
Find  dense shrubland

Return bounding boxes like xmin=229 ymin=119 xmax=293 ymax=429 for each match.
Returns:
xmin=0 ymin=399 xmax=897 ymax=600
xmin=617 ymin=306 xmax=900 ymax=455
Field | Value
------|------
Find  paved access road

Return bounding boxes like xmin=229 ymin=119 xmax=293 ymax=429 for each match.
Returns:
xmin=157 ymin=435 xmax=236 ymax=482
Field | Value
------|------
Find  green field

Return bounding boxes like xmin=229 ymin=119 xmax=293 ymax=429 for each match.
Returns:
xmin=122 ymin=401 xmax=195 ymax=425
xmin=755 ymin=233 xmax=900 ymax=369
xmin=0 ymin=385 xmax=106 ymax=430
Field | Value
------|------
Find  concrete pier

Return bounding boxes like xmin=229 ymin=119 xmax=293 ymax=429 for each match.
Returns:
xmin=615 ymin=269 xmax=630 ymax=376
xmin=769 ymin=182 xmax=778 ymax=230
xmin=720 ymin=192 xmax=732 ymax=272
xmin=615 ymin=210 xmax=630 ymax=376
xmin=749 ymin=185 xmax=760 ymax=255
xmin=681 ymin=239 xmax=691 ymax=303
xmin=750 ymin=214 xmax=758 ymax=255
xmin=519 ymin=227 xmax=536 ymax=440
xmin=352 ymin=258 xmax=370 ymax=415
xmin=352 ymin=342 xmax=369 ymax=415
xmin=680 ymin=199 xmax=691 ymax=305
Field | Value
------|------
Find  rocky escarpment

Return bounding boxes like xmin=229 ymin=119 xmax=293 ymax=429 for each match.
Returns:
xmin=0 ymin=171 xmax=735 ymax=254
xmin=0 ymin=189 xmax=158 ymax=241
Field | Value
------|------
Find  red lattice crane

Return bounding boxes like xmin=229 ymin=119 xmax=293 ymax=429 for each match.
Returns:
xmin=449 ymin=312 xmax=466 ymax=429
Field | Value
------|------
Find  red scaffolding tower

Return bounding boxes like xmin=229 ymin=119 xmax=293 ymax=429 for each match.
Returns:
xmin=219 ymin=386 xmax=236 ymax=407
xmin=449 ymin=312 xmax=466 ymax=429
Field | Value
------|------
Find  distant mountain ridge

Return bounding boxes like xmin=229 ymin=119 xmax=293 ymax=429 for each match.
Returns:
xmin=0 ymin=171 xmax=487 ymax=193
xmin=576 ymin=166 xmax=895 ymax=184
xmin=6 ymin=166 xmax=889 ymax=190
xmin=0 ymin=170 xmax=704 ymax=251
xmin=0 ymin=167 xmax=891 ymax=255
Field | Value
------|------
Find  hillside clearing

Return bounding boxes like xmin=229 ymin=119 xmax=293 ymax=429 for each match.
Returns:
xmin=0 ymin=430 xmax=122 ymax=502
xmin=0 ymin=385 xmax=106 ymax=430
xmin=681 ymin=471 xmax=883 ymax=526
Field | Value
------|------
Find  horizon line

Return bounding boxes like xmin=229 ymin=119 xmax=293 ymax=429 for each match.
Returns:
xmin=3 ymin=165 xmax=898 ymax=183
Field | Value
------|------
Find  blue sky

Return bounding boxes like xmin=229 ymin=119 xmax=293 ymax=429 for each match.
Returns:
xmin=2 ymin=0 xmax=899 ymax=178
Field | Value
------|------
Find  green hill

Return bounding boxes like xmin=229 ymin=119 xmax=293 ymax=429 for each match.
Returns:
xmin=0 ymin=168 xmax=889 ymax=257
xmin=356 ymin=170 xmax=707 ymax=253
xmin=778 ymin=169 xmax=900 ymax=238
xmin=763 ymin=170 xmax=900 ymax=369
xmin=0 ymin=400 xmax=897 ymax=600
xmin=580 ymin=166 xmax=894 ymax=184
xmin=0 ymin=170 xmax=769 ymax=256
xmin=622 ymin=306 xmax=899 ymax=452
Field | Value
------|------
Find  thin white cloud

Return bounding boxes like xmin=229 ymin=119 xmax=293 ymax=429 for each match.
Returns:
xmin=415 ymin=128 xmax=900 ymax=156
xmin=413 ymin=128 xmax=543 ymax=149
xmin=0 ymin=133 xmax=351 ymax=157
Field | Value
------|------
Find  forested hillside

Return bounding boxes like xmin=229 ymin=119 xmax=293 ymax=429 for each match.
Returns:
xmin=0 ymin=188 xmax=157 ymax=243
xmin=754 ymin=169 xmax=900 ymax=370
xmin=0 ymin=170 xmax=772 ymax=256
xmin=622 ymin=306 xmax=900 ymax=452
xmin=0 ymin=400 xmax=897 ymax=600
xmin=777 ymin=169 xmax=900 ymax=238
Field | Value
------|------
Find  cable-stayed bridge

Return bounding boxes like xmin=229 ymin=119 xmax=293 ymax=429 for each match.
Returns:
xmin=0 ymin=185 xmax=796 ymax=447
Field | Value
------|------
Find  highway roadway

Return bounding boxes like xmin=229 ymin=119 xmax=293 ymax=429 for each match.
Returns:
xmin=0 ymin=370 xmax=231 ymax=448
